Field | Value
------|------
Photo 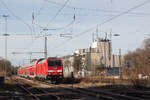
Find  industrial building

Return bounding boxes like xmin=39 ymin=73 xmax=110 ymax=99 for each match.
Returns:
xmin=62 ymin=55 xmax=74 ymax=77
xmin=63 ymin=38 xmax=123 ymax=77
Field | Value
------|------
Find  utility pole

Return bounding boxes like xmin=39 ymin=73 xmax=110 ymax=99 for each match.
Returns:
xmin=2 ymin=15 xmax=9 ymax=80
xmin=43 ymin=28 xmax=48 ymax=59
xmin=3 ymin=15 xmax=9 ymax=59
xmin=92 ymin=33 xmax=94 ymax=42
xmin=44 ymin=37 xmax=47 ymax=59
xmin=119 ymin=48 xmax=122 ymax=78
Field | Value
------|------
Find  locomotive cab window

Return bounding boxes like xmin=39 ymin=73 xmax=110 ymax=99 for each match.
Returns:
xmin=48 ymin=61 xmax=61 ymax=67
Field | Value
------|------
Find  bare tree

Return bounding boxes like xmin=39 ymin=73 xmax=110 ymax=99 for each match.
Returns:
xmin=122 ymin=38 xmax=150 ymax=87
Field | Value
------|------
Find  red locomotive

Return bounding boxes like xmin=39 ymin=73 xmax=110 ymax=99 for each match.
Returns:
xmin=18 ymin=57 xmax=63 ymax=82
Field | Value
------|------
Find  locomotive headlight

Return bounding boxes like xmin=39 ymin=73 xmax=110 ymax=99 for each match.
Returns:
xmin=57 ymin=70 xmax=62 ymax=72
xmin=48 ymin=70 xmax=54 ymax=72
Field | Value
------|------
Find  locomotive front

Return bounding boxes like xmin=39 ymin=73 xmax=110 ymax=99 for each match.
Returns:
xmin=47 ymin=59 xmax=63 ymax=81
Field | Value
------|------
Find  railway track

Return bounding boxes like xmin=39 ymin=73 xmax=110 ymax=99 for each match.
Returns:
xmin=15 ymin=76 xmax=148 ymax=100
xmin=41 ymin=80 xmax=145 ymax=100
xmin=13 ymin=79 xmax=61 ymax=100
xmin=14 ymin=77 xmax=99 ymax=100
xmin=16 ymin=84 xmax=41 ymax=100
xmin=76 ymin=87 xmax=144 ymax=100
xmin=49 ymin=85 xmax=143 ymax=100
xmin=39 ymin=81 xmax=134 ymax=100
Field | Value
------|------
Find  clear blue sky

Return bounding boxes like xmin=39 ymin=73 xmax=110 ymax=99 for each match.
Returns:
xmin=0 ymin=0 xmax=150 ymax=66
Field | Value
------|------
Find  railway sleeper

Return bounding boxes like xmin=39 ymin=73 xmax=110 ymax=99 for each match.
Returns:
xmin=78 ymin=87 xmax=144 ymax=100
xmin=63 ymin=87 xmax=114 ymax=100
xmin=32 ymin=87 xmax=61 ymax=100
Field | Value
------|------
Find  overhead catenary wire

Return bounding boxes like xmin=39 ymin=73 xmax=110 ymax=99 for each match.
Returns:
xmin=33 ymin=0 xmax=150 ymax=31
xmin=58 ymin=14 xmax=76 ymax=35
xmin=74 ymin=0 xmax=150 ymax=39
xmin=34 ymin=0 xmax=47 ymax=19
xmin=33 ymin=18 xmax=75 ymax=39
xmin=45 ymin=0 xmax=150 ymax=16
xmin=45 ymin=0 xmax=70 ymax=29
xmin=34 ymin=10 xmax=76 ymax=39
xmin=51 ymin=38 xmax=72 ymax=51
xmin=50 ymin=12 xmax=76 ymax=50
xmin=32 ymin=11 xmax=36 ymax=36
xmin=51 ymin=0 xmax=150 ymax=51
xmin=0 ymin=0 xmax=34 ymax=39
xmin=14 ymin=17 xmax=75 ymax=53
xmin=35 ymin=18 xmax=75 ymax=31
xmin=34 ymin=0 xmax=150 ymax=37
xmin=35 ymin=0 xmax=70 ymax=37
xmin=1 ymin=0 xmax=149 ymax=59
xmin=31 ymin=0 xmax=48 ymax=29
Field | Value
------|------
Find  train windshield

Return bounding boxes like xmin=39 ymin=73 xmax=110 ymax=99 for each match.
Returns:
xmin=48 ymin=61 xmax=61 ymax=67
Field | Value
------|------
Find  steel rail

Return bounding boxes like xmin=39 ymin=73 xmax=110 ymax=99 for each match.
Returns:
xmin=19 ymin=85 xmax=40 ymax=100
xmin=42 ymin=81 xmax=144 ymax=100
xmin=14 ymin=78 xmax=61 ymax=100
xmin=77 ymin=87 xmax=144 ymax=100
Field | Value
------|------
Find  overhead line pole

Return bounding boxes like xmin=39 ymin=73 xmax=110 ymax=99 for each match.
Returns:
xmin=44 ymin=36 xmax=47 ymax=59
xmin=3 ymin=15 xmax=9 ymax=60
xmin=43 ymin=28 xmax=49 ymax=59
xmin=119 ymin=48 xmax=122 ymax=79
xmin=2 ymin=15 xmax=9 ymax=81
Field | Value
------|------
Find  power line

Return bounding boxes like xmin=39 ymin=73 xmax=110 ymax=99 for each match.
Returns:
xmin=34 ymin=19 xmax=74 ymax=31
xmin=51 ymin=38 xmax=72 ymax=50
xmin=47 ymin=13 xmax=76 ymax=50
xmin=101 ymin=0 xmax=150 ymax=25
xmin=74 ymin=0 xmax=150 ymax=39
xmin=45 ymin=0 xmax=70 ymax=28
xmin=29 ymin=14 xmax=75 ymax=54
xmin=34 ymin=17 xmax=75 ymax=38
xmin=0 ymin=0 xmax=33 ymax=38
xmin=52 ymin=0 xmax=150 ymax=51
xmin=45 ymin=0 xmax=150 ymax=16
xmin=34 ymin=0 xmax=47 ymax=19
xmin=35 ymin=0 xmax=70 ymax=37
xmin=101 ymin=13 xmax=150 ymax=18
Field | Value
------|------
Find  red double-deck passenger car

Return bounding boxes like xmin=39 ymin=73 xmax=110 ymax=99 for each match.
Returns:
xmin=18 ymin=57 xmax=63 ymax=82
xmin=18 ymin=66 xmax=27 ymax=77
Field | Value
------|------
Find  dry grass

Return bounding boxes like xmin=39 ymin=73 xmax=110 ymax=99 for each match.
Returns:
xmin=76 ymin=81 xmax=106 ymax=88
xmin=130 ymin=78 xmax=150 ymax=89
xmin=78 ymin=76 xmax=121 ymax=87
